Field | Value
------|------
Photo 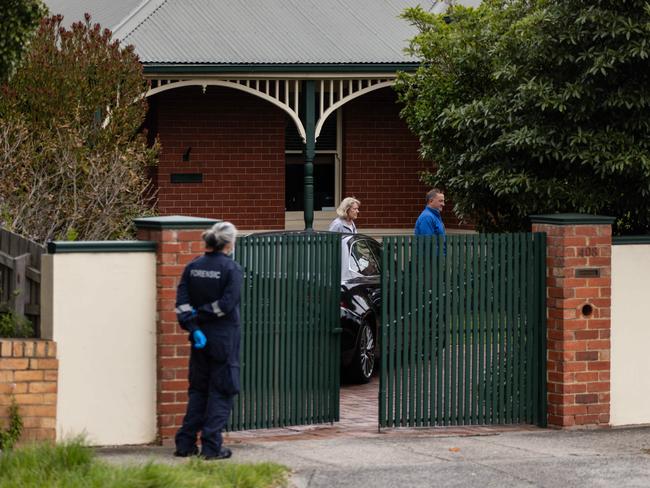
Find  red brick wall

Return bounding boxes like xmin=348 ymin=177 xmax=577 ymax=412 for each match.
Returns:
xmin=532 ymin=221 xmax=612 ymax=428
xmin=343 ymin=88 xmax=467 ymax=230
xmin=136 ymin=226 xmax=205 ymax=444
xmin=0 ymin=339 xmax=58 ymax=443
xmin=152 ymin=87 xmax=286 ymax=229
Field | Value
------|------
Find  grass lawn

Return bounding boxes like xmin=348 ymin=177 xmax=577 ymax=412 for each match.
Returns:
xmin=0 ymin=441 xmax=289 ymax=488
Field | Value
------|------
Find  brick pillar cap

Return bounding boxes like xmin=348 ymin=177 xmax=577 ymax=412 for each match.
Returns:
xmin=529 ymin=213 xmax=615 ymax=225
xmin=133 ymin=215 xmax=221 ymax=230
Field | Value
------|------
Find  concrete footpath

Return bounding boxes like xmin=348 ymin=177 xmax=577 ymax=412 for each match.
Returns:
xmin=95 ymin=425 xmax=650 ymax=487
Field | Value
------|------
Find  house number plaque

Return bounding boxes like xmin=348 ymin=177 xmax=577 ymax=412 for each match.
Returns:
xmin=577 ymin=247 xmax=598 ymax=257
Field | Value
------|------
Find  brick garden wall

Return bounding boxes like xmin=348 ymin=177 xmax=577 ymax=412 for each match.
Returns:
xmin=0 ymin=339 xmax=58 ymax=443
xmin=532 ymin=218 xmax=612 ymax=428
xmin=343 ymin=88 xmax=470 ymax=230
xmin=151 ymin=87 xmax=286 ymax=229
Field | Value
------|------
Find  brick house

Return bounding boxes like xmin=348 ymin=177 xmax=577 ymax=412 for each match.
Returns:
xmin=46 ymin=0 xmax=477 ymax=232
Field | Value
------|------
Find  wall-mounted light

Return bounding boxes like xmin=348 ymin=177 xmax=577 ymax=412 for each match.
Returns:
xmin=182 ymin=146 xmax=192 ymax=162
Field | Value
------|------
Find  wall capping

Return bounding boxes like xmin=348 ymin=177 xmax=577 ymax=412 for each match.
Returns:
xmin=133 ymin=215 xmax=220 ymax=230
xmin=47 ymin=241 xmax=157 ymax=253
xmin=613 ymin=235 xmax=650 ymax=245
xmin=529 ymin=213 xmax=616 ymax=225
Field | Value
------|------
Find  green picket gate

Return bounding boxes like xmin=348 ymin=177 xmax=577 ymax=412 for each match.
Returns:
xmin=379 ymin=233 xmax=547 ymax=428
xmin=229 ymin=232 xmax=342 ymax=431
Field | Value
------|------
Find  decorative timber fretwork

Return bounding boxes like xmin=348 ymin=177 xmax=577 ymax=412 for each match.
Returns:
xmin=146 ymin=76 xmax=396 ymax=143
xmin=147 ymin=78 xmax=306 ymax=141
xmin=315 ymin=78 xmax=392 ymax=140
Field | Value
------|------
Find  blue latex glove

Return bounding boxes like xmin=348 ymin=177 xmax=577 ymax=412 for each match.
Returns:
xmin=192 ymin=330 xmax=207 ymax=349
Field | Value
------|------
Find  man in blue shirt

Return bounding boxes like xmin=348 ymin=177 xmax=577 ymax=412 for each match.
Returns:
xmin=414 ymin=188 xmax=446 ymax=237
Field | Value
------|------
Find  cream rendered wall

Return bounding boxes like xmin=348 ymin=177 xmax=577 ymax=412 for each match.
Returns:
xmin=611 ymin=244 xmax=650 ymax=426
xmin=43 ymin=251 xmax=157 ymax=445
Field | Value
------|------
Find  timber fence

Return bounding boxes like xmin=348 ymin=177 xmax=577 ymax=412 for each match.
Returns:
xmin=0 ymin=228 xmax=45 ymax=336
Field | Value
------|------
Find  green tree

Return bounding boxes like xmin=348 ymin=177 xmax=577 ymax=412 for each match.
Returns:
xmin=0 ymin=15 xmax=157 ymax=243
xmin=0 ymin=0 xmax=46 ymax=82
xmin=396 ymin=0 xmax=650 ymax=234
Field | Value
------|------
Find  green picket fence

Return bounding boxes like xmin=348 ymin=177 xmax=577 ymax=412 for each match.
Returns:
xmin=379 ymin=233 xmax=547 ymax=428
xmin=230 ymin=232 xmax=342 ymax=431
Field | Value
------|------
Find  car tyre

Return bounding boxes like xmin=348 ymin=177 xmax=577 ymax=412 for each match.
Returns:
xmin=349 ymin=323 xmax=375 ymax=384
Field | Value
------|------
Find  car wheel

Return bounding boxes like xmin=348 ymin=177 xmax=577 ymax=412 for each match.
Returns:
xmin=350 ymin=323 xmax=375 ymax=384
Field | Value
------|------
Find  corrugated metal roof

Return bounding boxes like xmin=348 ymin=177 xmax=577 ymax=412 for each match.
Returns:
xmin=119 ymin=0 xmax=421 ymax=65
xmin=45 ymin=0 xmax=145 ymax=30
xmin=43 ymin=0 xmax=479 ymax=66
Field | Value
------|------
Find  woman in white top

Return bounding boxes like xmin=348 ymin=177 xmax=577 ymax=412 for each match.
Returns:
xmin=328 ymin=197 xmax=360 ymax=233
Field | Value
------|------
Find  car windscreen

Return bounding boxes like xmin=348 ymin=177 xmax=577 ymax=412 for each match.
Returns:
xmin=349 ymin=239 xmax=381 ymax=277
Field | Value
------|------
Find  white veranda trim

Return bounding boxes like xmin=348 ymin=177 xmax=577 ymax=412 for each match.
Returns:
xmin=144 ymin=76 xmax=397 ymax=144
xmin=315 ymin=79 xmax=394 ymax=140
xmin=146 ymin=79 xmax=306 ymax=142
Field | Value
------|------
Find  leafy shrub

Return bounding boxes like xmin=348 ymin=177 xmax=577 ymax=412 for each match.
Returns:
xmin=0 ymin=397 xmax=23 ymax=451
xmin=0 ymin=310 xmax=33 ymax=338
xmin=0 ymin=15 xmax=158 ymax=244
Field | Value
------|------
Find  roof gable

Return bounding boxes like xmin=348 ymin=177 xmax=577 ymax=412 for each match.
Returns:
xmin=43 ymin=1 xmax=482 ymax=66
xmin=45 ymin=0 xmax=145 ymax=30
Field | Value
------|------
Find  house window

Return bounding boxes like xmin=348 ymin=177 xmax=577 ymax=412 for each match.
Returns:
xmin=285 ymin=111 xmax=340 ymax=212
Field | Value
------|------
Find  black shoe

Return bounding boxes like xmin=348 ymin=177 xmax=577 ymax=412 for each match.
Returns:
xmin=202 ymin=447 xmax=232 ymax=460
xmin=173 ymin=447 xmax=198 ymax=457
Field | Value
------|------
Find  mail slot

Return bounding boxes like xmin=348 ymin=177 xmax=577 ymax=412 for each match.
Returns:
xmin=575 ymin=268 xmax=600 ymax=278
xmin=171 ymin=173 xmax=203 ymax=184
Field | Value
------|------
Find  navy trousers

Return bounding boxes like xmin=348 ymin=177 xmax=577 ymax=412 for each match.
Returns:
xmin=175 ymin=348 xmax=235 ymax=457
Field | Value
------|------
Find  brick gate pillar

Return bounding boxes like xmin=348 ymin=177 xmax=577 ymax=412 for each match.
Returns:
xmin=134 ymin=216 xmax=219 ymax=443
xmin=530 ymin=214 xmax=615 ymax=428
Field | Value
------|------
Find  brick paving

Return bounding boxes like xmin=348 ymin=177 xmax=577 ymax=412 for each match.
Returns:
xmin=225 ymin=377 xmax=539 ymax=444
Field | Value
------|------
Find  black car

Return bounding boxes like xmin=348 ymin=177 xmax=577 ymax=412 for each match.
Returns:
xmin=339 ymin=233 xmax=382 ymax=383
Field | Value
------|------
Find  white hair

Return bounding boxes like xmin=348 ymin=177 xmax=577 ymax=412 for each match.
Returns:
xmin=336 ymin=197 xmax=361 ymax=218
xmin=202 ymin=221 xmax=238 ymax=251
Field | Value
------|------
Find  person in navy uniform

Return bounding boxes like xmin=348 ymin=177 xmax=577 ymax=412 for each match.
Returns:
xmin=414 ymin=188 xmax=446 ymax=237
xmin=173 ymin=221 xmax=243 ymax=460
